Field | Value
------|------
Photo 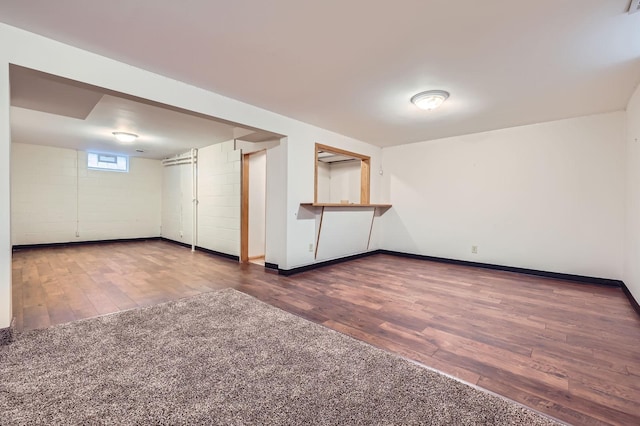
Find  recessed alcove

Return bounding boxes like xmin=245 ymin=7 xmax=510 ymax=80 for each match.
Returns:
xmin=303 ymin=143 xmax=391 ymax=260
xmin=315 ymin=143 xmax=371 ymax=205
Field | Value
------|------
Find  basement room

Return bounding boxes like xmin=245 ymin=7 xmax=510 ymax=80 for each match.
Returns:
xmin=1 ymin=1 xmax=639 ymax=425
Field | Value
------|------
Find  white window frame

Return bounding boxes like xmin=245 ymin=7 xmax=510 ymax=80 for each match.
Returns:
xmin=87 ymin=152 xmax=129 ymax=172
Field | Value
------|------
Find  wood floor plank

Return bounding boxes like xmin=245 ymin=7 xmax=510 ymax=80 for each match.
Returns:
xmin=11 ymin=241 xmax=640 ymax=426
xmin=43 ymin=293 xmax=77 ymax=326
xmin=22 ymin=304 xmax=50 ymax=330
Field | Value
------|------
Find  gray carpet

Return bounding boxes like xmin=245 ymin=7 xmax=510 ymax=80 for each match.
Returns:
xmin=0 ymin=289 xmax=563 ymax=425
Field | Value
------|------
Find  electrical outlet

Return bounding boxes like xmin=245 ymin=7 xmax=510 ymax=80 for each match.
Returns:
xmin=308 ymin=243 xmax=314 ymax=252
xmin=471 ymin=245 xmax=478 ymax=254
xmin=75 ymin=231 xmax=80 ymax=238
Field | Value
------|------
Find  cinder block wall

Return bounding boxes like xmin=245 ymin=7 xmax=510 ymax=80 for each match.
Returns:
xmin=11 ymin=143 xmax=162 ymax=245
xmin=197 ymin=140 xmax=241 ymax=256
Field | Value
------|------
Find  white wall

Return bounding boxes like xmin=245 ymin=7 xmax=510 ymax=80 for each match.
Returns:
xmin=234 ymin=138 xmax=286 ymax=265
xmin=160 ymin=141 xmax=283 ymax=264
xmin=288 ymin=136 xmax=383 ymax=269
xmin=197 ymin=140 xmax=241 ymax=255
xmin=236 ymin=139 xmax=280 ymax=153
xmin=316 ymin=161 xmax=361 ymax=204
xmin=316 ymin=162 xmax=331 ymax=203
xmin=161 ymin=158 xmax=194 ymax=245
xmin=265 ymin=141 xmax=287 ymax=267
xmin=315 ymin=207 xmax=375 ymax=261
xmin=11 ymin=144 xmax=77 ymax=244
xmin=624 ymin=84 xmax=640 ymax=303
xmin=11 ymin=143 xmax=162 ymax=245
xmin=330 ymin=161 xmax=361 ymax=203
xmin=248 ymin=151 xmax=266 ymax=258
xmin=78 ymin=151 xmax=161 ymax=240
xmin=381 ymin=112 xmax=626 ymax=279
xmin=0 ymin=62 xmax=10 ymax=328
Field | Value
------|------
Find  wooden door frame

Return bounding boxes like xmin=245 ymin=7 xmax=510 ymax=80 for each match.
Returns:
xmin=240 ymin=150 xmax=267 ymax=263
xmin=315 ymin=143 xmax=370 ymax=204
xmin=241 ymin=153 xmax=249 ymax=262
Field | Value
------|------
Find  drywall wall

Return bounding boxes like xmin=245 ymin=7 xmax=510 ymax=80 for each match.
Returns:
xmin=236 ymin=139 xmax=280 ymax=153
xmin=11 ymin=143 xmax=162 ymax=245
xmin=248 ymin=150 xmax=266 ymax=258
xmin=0 ymin=62 xmax=10 ymax=328
xmin=316 ymin=162 xmax=331 ymax=203
xmin=316 ymin=161 xmax=361 ymax=204
xmin=315 ymin=207 xmax=376 ymax=261
xmin=0 ymin=22 xmax=381 ymax=326
xmin=234 ymin=138 xmax=286 ymax=265
xmin=288 ymin=135 xmax=383 ymax=268
xmin=624 ymin=84 xmax=640 ymax=304
xmin=381 ymin=112 xmax=625 ymax=279
xmin=330 ymin=161 xmax=361 ymax=203
xmin=197 ymin=140 xmax=241 ymax=256
xmin=161 ymin=158 xmax=194 ymax=245
xmin=264 ymin=141 xmax=287 ymax=267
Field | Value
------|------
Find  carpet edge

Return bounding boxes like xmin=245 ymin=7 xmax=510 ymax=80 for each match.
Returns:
xmin=216 ymin=290 xmax=571 ymax=425
xmin=400 ymin=356 xmax=571 ymax=426
xmin=12 ymin=288 xmax=234 ymax=340
xmin=8 ymin=288 xmax=567 ymax=424
xmin=0 ymin=317 xmax=15 ymax=346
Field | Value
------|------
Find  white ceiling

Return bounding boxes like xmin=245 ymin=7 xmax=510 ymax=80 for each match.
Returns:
xmin=9 ymin=66 xmax=280 ymax=159
xmin=1 ymin=1 xmax=639 ymax=147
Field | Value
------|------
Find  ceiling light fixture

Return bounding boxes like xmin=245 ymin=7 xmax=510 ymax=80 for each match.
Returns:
xmin=411 ymin=90 xmax=450 ymax=111
xmin=112 ymin=131 xmax=138 ymax=143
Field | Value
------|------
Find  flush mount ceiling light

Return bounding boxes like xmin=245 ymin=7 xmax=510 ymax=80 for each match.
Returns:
xmin=112 ymin=132 xmax=138 ymax=143
xmin=411 ymin=90 xmax=450 ymax=111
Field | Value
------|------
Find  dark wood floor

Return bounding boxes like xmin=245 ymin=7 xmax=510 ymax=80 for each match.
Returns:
xmin=11 ymin=240 xmax=640 ymax=426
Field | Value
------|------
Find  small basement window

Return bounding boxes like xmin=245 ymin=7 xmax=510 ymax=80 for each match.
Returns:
xmin=87 ymin=152 xmax=129 ymax=172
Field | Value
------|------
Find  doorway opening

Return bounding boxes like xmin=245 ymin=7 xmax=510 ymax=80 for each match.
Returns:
xmin=241 ymin=150 xmax=267 ymax=264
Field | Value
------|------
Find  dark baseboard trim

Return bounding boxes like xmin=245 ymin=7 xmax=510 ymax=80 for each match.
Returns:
xmin=12 ymin=237 xmax=162 ymax=251
xmin=159 ymin=237 xmax=192 ymax=249
xmin=279 ymin=249 xmax=623 ymax=288
xmin=0 ymin=318 xmax=15 ymax=346
xmin=278 ymin=251 xmax=380 ymax=276
xmin=12 ymin=237 xmax=633 ymax=313
xmin=264 ymin=262 xmax=279 ymax=271
xmin=195 ymin=246 xmax=240 ymax=261
xmin=160 ymin=237 xmax=241 ymax=262
xmin=378 ymin=249 xmax=623 ymax=288
xmin=11 ymin=237 xmax=240 ymax=262
xmin=622 ymin=284 xmax=640 ymax=317
xmin=283 ymin=248 xmax=637 ymax=315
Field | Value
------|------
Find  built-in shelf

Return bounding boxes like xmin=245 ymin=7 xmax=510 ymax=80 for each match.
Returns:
xmin=300 ymin=203 xmax=392 ymax=208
